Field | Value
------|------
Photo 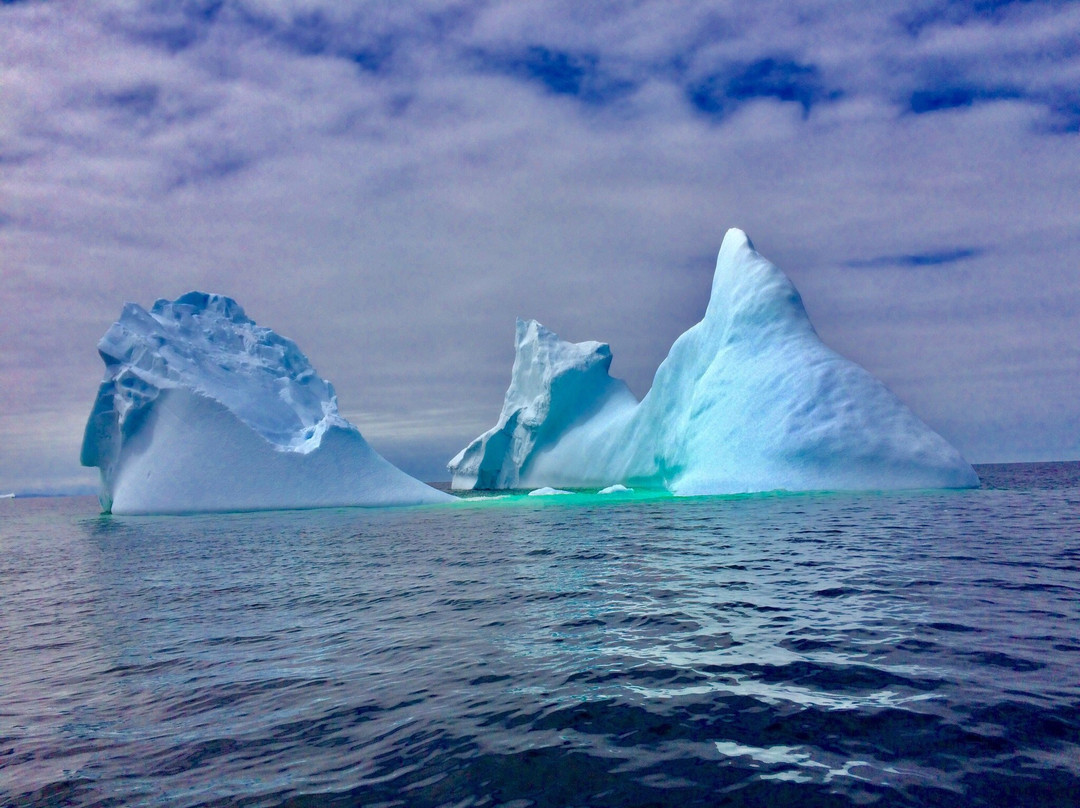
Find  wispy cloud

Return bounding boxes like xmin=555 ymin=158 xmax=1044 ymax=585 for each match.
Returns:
xmin=845 ymin=248 xmax=984 ymax=268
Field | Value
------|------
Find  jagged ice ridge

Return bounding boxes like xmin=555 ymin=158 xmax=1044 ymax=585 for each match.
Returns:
xmin=449 ymin=229 xmax=979 ymax=494
xmin=82 ymin=292 xmax=451 ymax=514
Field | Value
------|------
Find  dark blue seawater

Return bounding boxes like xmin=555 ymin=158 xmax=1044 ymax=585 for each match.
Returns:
xmin=2 ymin=463 xmax=1078 ymax=807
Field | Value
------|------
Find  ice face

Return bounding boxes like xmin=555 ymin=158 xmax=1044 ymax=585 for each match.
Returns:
xmin=447 ymin=318 xmax=638 ymax=489
xmin=82 ymin=292 xmax=451 ymax=513
xmin=450 ymin=229 xmax=979 ymax=494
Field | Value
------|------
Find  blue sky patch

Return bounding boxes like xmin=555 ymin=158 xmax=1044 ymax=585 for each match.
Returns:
xmin=909 ymin=85 xmax=1020 ymax=113
xmin=130 ymin=23 xmax=202 ymax=52
xmin=166 ymin=150 xmax=250 ymax=192
xmin=899 ymin=0 xmax=1068 ymax=36
xmin=1046 ymin=91 xmax=1080 ymax=132
xmin=231 ymin=6 xmax=393 ymax=72
xmin=275 ymin=10 xmax=331 ymax=56
xmin=119 ymin=0 xmax=223 ymax=52
xmin=846 ymin=248 xmax=983 ymax=268
xmin=689 ymin=59 xmax=834 ymax=120
xmin=476 ymin=45 xmax=636 ymax=105
xmin=101 ymin=84 xmax=160 ymax=118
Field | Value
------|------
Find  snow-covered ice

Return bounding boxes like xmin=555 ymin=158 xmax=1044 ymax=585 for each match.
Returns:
xmin=527 ymin=487 xmax=574 ymax=496
xmin=82 ymin=292 xmax=451 ymax=514
xmin=450 ymin=229 xmax=979 ymax=494
xmin=598 ymin=484 xmax=633 ymax=495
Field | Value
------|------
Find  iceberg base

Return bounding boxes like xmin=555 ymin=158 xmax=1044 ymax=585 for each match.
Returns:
xmin=102 ymin=388 xmax=450 ymax=514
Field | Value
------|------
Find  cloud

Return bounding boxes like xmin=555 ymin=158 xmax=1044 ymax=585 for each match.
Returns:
xmin=1 ymin=0 xmax=1079 ymax=494
xmin=845 ymin=248 xmax=984 ymax=268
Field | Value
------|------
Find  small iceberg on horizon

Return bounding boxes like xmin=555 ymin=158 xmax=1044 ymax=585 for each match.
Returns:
xmin=598 ymin=484 xmax=633 ymax=495
xmin=449 ymin=229 xmax=979 ymax=495
xmin=527 ymin=487 xmax=574 ymax=496
xmin=81 ymin=292 xmax=452 ymax=514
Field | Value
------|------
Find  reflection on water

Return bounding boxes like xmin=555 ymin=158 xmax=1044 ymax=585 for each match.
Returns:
xmin=2 ymin=466 xmax=1079 ymax=807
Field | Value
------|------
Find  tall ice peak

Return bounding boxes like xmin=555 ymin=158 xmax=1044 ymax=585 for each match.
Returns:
xmin=450 ymin=230 xmax=979 ymax=493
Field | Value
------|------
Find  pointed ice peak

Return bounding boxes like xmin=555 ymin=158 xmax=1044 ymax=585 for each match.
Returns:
xmin=512 ymin=318 xmax=614 ymax=381
xmin=450 ymin=229 xmax=978 ymax=494
xmin=151 ymin=291 xmax=250 ymax=324
xmin=705 ymin=228 xmax=811 ymax=342
xmin=719 ymin=226 xmax=754 ymax=255
xmin=449 ymin=318 xmax=637 ymax=489
xmin=515 ymin=317 xmax=560 ymax=351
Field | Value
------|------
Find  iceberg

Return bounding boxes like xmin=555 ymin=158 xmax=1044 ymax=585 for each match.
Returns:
xmin=82 ymin=292 xmax=452 ymax=514
xmin=448 ymin=319 xmax=637 ymax=490
xmin=450 ymin=229 xmax=979 ymax=494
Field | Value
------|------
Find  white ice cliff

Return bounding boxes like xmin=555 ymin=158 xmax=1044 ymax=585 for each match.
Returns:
xmin=449 ymin=229 xmax=979 ymax=494
xmin=82 ymin=292 xmax=451 ymax=514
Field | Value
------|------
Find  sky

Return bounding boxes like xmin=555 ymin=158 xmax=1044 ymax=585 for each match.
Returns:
xmin=1 ymin=0 xmax=1078 ymax=494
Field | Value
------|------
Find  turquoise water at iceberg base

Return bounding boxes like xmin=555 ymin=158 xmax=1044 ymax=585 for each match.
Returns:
xmin=2 ymin=463 xmax=1078 ymax=807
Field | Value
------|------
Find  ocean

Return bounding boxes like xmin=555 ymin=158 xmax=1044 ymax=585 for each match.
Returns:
xmin=2 ymin=463 xmax=1078 ymax=807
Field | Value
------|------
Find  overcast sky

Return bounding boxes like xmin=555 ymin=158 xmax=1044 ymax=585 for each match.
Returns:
xmin=2 ymin=0 xmax=1078 ymax=494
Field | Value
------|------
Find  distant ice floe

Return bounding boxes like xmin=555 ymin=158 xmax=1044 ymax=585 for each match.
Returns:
xmin=81 ymin=292 xmax=451 ymax=514
xmin=449 ymin=229 xmax=979 ymax=495
xmin=598 ymin=484 xmax=633 ymax=494
xmin=527 ymin=487 xmax=574 ymax=496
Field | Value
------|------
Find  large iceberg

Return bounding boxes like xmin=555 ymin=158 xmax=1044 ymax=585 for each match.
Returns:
xmin=450 ymin=229 xmax=979 ymax=494
xmin=82 ymin=292 xmax=451 ymax=514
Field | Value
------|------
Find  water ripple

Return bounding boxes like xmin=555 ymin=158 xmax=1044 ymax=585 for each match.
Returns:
xmin=2 ymin=465 xmax=1079 ymax=806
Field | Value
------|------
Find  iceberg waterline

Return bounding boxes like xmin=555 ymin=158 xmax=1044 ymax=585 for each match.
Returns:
xmin=81 ymin=229 xmax=977 ymax=512
xmin=450 ymin=229 xmax=979 ymax=494
xmin=81 ymin=292 xmax=451 ymax=514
